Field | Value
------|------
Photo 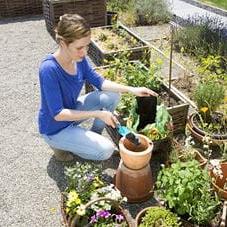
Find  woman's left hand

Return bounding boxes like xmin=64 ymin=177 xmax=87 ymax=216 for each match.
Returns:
xmin=130 ymin=87 xmax=158 ymax=97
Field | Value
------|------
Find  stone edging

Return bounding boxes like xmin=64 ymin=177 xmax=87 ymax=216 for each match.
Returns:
xmin=181 ymin=0 xmax=227 ymax=17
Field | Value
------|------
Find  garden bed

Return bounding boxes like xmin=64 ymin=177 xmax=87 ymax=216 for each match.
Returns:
xmin=88 ymin=23 xmax=149 ymax=66
xmin=90 ymin=62 xmax=189 ymax=137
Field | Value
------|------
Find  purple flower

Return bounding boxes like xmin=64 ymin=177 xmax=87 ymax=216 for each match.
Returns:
xmin=90 ymin=215 xmax=97 ymax=224
xmin=112 ymin=214 xmax=124 ymax=223
xmin=86 ymin=174 xmax=94 ymax=182
xmin=96 ymin=210 xmax=111 ymax=219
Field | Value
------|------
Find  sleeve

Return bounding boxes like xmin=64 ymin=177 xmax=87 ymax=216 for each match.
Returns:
xmin=39 ymin=65 xmax=64 ymax=118
xmin=83 ymin=57 xmax=105 ymax=90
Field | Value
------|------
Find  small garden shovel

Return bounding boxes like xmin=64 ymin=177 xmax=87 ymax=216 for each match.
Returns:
xmin=116 ymin=123 xmax=141 ymax=146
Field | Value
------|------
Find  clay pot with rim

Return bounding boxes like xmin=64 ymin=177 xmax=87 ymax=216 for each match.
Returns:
xmin=119 ymin=134 xmax=153 ymax=170
xmin=188 ymin=112 xmax=227 ymax=145
xmin=210 ymin=162 xmax=227 ymax=200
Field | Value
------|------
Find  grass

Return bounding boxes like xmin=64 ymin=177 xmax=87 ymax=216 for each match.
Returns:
xmin=200 ymin=0 xmax=227 ymax=10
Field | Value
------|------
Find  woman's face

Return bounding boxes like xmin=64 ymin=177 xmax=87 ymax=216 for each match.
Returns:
xmin=63 ymin=35 xmax=91 ymax=62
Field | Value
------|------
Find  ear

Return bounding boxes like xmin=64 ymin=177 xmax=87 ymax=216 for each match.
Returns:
xmin=59 ymin=39 xmax=67 ymax=48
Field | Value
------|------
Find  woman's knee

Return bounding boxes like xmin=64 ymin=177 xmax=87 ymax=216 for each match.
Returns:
xmin=100 ymin=91 xmax=121 ymax=109
xmin=96 ymin=139 xmax=115 ymax=160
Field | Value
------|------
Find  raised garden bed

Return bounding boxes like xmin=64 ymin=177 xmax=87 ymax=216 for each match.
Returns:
xmin=88 ymin=23 xmax=149 ymax=66
xmin=87 ymin=62 xmax=189 ymax=142
xmin=42 ymin=0 xmax=106 ymax=39
xmin=0 ymin=0 xmax=42 ymax=18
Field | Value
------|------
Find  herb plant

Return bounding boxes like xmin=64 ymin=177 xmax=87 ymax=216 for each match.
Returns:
xmin=139 ymin=207 xmax=180 ymax=227
xmin=156 ymin=160 xmax=220 ymax=224
xmin=194 ymin=80 xmax=225 ymax=118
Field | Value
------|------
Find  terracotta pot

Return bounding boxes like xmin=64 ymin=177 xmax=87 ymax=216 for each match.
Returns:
xmin=115 ymin=160 xmax=154 ymax=203
xmin=210 ymin=162 xmax=227 ymax=200
xmin=188 ymin=113 xmax=227 ymax=145
xmin=193 ymin=149 xmax=208 ymax=168
xmin=135 ymin=206 xmax=159 ymax=226
xmin=119 ymin=134 xmax=153 ymax=170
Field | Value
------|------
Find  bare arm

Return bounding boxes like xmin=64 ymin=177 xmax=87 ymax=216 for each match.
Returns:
xmin=54 ymin=109 xmax=118 ymax=128
xmin=101 ymin=79 xmax=158 ymax=97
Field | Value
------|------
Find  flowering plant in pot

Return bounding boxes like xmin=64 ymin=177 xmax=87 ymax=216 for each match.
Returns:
xmin=62 ymin=162 xmax=129 ymax=227
xmin=169 ymin=136 xmax=207 ymax=168
xmin=188 ymin=79 xmax=226 ymax=145
xmin=156 ymin=160 xmax=220 ymax=225
xmin=135 ymin=206 xmax=181 ymax=227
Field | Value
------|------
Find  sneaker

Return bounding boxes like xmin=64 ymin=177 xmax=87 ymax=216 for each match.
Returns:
xmin=52 ymin=149 xmax=74 ymax=161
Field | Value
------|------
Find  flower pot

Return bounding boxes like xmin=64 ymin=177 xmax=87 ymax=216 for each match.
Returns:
xmin=210 ymin=162 xmax=227 ymax=200
xmin=119 ymin=134 xmax=153 ymax=170
xmin=136 ymin=96 xmax=157 ymax=130
xmin=188 ymin=113 xmax=227 ymax=145
xmin=115 ymin=160 xmax=154 ymax=203
xmin=61 ymin=195 xmax=131 ymax=227
xmin=169 ymin=140 xmax=208 ymax=168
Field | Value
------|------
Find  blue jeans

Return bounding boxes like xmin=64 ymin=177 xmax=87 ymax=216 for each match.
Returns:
xmin=42 ymin=91 xmax=120 ymax=160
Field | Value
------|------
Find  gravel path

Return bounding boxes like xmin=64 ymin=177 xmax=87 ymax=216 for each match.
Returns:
xmin=0 ymin=15 xmax=65 ymax=227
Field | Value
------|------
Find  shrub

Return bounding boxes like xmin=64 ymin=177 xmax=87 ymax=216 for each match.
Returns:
xmin=173 ymin=15 xmax=227 ymax=58
xmin=134 ymin=0 xmax=172 ymax=25
xmin=156 ymin=160 xmax=220 ymax=224
xmin=106 ymin=0 xmax=131 ymax=12
xmin=194 ymin=80 xmax=225 ymax=118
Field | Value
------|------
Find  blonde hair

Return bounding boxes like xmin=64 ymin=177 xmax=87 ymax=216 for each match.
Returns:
xmin=55 ymin=14 xmax=91 ymax=45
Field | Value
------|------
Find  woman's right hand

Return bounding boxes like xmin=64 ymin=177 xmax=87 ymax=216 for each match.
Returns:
xmin=98 ymin=110 xmax=118 ymax=128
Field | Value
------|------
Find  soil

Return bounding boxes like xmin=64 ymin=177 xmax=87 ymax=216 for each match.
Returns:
xmin=92 ymin=26 xmax=144 ymax=52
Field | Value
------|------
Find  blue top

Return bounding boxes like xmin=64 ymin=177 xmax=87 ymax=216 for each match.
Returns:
xmin=38 ymin=54 xmax=105 ymax=135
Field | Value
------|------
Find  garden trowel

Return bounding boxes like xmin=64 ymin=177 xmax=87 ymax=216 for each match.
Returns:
xmin=116 ymin=123 xmax=141 ymax=146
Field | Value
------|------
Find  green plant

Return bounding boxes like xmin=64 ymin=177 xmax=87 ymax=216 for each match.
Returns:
xmin=139 ymin=207 xmax=181 ymax=227
xmin=124 ymin=59 xmax=162 ymax=91
xmin=197 ymin=55 xmax=227 ymax=75
xmin=106 ymin=0 xmax=131 ymax=12
xmin=98 ymin=33 xmax=107 ymax=42
xmin=156 ymin=160 xmax=220 ymax=224
xmin=173 ymin=15 xmax=227 ymax=58
xmin=65 ymin=162 xmax=105 ymax=202
xmin=116 ymin=93 xmax=134 ymax=117
xmin=134 ymin=0 xmax=172 ymax=25
xmin=140 ymin=105 xmax=172 ymax=141
xmin=194 ymin=80 xmax=225 ymax=122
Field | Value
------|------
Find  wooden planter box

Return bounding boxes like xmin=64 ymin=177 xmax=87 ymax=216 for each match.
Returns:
xmin=42 ymin=0 xmax=106 ymax=39
xmin=86 ymin=62 xmax=189 ymax=142
xmin=0 ymin=0 xmax=42 ymax=18
xmin=88 ymin=23 xmax=150 ymax=66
